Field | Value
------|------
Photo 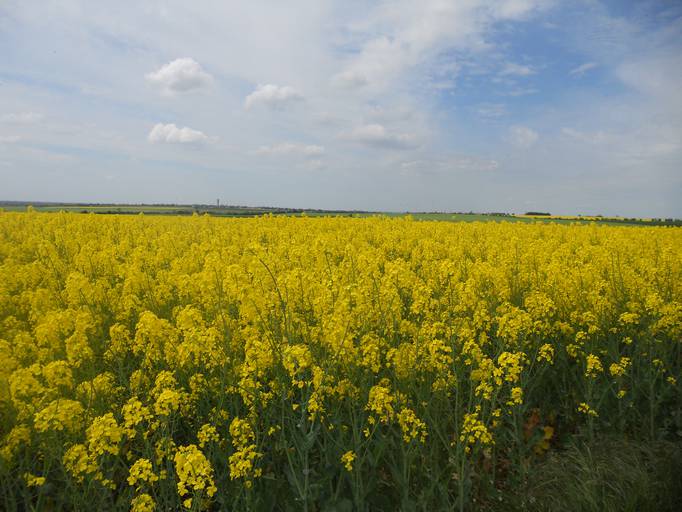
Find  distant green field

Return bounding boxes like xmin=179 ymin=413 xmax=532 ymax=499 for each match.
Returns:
xmin=1 ymin=203 xmax=679 ymax=226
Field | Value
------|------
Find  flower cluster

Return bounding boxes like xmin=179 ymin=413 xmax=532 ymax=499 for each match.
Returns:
xmin=397 ymin=408 xmax=428 ymax=443
xmin=341 ymin=450 xmax=356 ymax=471
xmin=128 ymin=458 xmax=159 ymax=488
xmin=174 ymin=445 xmax=217 ymax=509
xmin=228 ymin=417 xmax=262 ymax=486
xmin=459 ymin=408 xmax=495 ymax=454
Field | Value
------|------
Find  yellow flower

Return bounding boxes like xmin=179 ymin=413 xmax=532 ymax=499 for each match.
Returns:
xmin=609 ymin=357 xmax=631 ymax=377
xmin=197 ymin=424 xmax=220 ymax=448
xmin=229 ymin=417 xmax=255 ymax=447
xmin=537 ymin=343 xmax=554 ymax=364
xmin=174 ymin=445 xmax=217 ymax=505
xmin=577 ymin=402 xmax=598 ymax=417
xmin=228 ymin=444 xmax=262 ymax=483
xmin=154 ymin=389 xmax=182 ymax=417
xmin=87 ymin=413 xmax=124 ymax=457
xmin=63 ymin=444 xmax=97 ymax=482
xmin=128 ymin=458 xmax=159 ymax=487
xmin=42 ymin=360 xmax=74 ymax=390
xmin=0 ymin=425 xmax=31 ymax=462
xmin=34 ymin=399 xmax=84 ymax=433
xmin=341 ymin=450 xmax=356 ymax=471
xmin=507 ymin=386 xmax=523 ymax=406
xmin=283 ymin=344 xmax=313 ymax=387
xmin=23 ymin=473 xmax=46 ymax=487
xmin=397 ymin=408 xmax=427 ymax=443
xmin=154 ymin=437 xmax=177 ymax=464
xmin=228 ymin=417 xmax=262 ymax=483
xmin=122 ymin=397 xmax=153 ymax=436
xmin=585 ymin=354 xmax=603 ymax=377
xmin=130 ymin=493 xmax=156 ymax=512
xmin=497 ymin=352 xmax=527 ymax=383
xmin=366 ymin=381 xmax=395 ymax=424
xmin=458 ymin=408 xmax=494 ymax=453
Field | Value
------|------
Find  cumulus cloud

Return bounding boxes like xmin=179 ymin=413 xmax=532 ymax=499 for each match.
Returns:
xmin=148 ymin=123 xmax=209 ymax=144
xmin=145 ymin=58 xmax=213 ymax=94
xmin=342 ymin=124 xmax=417 ymax=150
xmin=500 ymin=62 xmax=536 ymax=76
xmin=508 ymin=125 xmax=539 ymax=148
xmin=255 ymin=142 xmax=324 ymax=157
xmin=570 ymin=62 xmax=598 ymax=76
xmin=0 ymin=112 xmax=43 ymax=124
xmin=244 ymin=84 xmax=303 ymax=110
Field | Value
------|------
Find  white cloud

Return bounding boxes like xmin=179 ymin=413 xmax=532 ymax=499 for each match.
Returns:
xmin=503 ymin=87 xmax=539 ymax=97
xmin=570 ymin=62 xmax=598 ymax=76
xmin=303 ymin=159 xmax=325 ymax=171
xmin=401 ymin=156 xmax=499 ymax=175
xmin=494 ymin=0 xmax=547 ymax=19
xmin=500 ymin=62 xmax=536 ymax=76
xmin=255 ymin=143 xmax=325 ymax=157
xmin=331 ymin=70 xmax=369 ymax=89
xmin=3 ymin=0 xmax=679 ymax=216
xmin=560 ymin=126 xmax=680 ymax=163
xmin=561 ymin=127 xmax=609 ymax=144
xmin=0 ymin=135 xmax=21 ymax=143
xmin=508 ymin=125 xmax=539 ymax=147
xmin=616 ymin=54 xmax=682 ymax=110
xmin=334 ymin=1 xmax=548 ymax=92
xmin=341 ymin=124 xmax=418 ymax=150
xmin=244 ymin=84 xmax=303 ymax=110
xmin=477 ymin=103 xmax=507 ymax=119
xmin=0 ymin=112 xmax=43 ymax=124
xmin=145 ymin=58 xmax=213 ymax=94
xmin=148 ymin=123 xmax=209 ymax=144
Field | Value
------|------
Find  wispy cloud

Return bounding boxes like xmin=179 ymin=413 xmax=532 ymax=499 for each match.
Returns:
xmin=508 ymin=126 xmax=539 ymax=148
xmin=341 ymin=124 xmax=418 ymax=150
xmin=401 ymin=156 xmax=499 ymax=176
xmin=0 ymin=112 xmax=43 ymax=124
xmin=476 ymin=103 xmax=507 ymax=119
xmin=255 ymin=143 xmax=324 ymax=157
xmin=500 ymin=62 xmax=536 ymax=76
xmin=570 ymin=62 xmax=598 ymax=76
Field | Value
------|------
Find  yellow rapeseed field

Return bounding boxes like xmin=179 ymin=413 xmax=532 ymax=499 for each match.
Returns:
xmin=0 ymin=211 xmax=680 ymax=510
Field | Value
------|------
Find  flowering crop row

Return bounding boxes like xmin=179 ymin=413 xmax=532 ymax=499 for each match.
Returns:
xmin=0 ymin=211 xmax=680 ymax=510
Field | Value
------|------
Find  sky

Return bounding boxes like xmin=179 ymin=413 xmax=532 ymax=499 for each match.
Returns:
xmin=0 ymin=0 xmax=681 ymax=217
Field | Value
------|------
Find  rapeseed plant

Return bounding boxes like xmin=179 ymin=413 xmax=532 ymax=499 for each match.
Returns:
xmin=0 ymin=211 xmax=679 ymax=510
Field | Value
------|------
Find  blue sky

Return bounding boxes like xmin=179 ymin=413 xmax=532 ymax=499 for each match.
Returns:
xmin=0 ymin=0 xmax=680 ymax=216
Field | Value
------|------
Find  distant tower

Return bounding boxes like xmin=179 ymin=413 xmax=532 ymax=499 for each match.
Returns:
xmin=217 ymin=198 xmax=220 ymax=207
